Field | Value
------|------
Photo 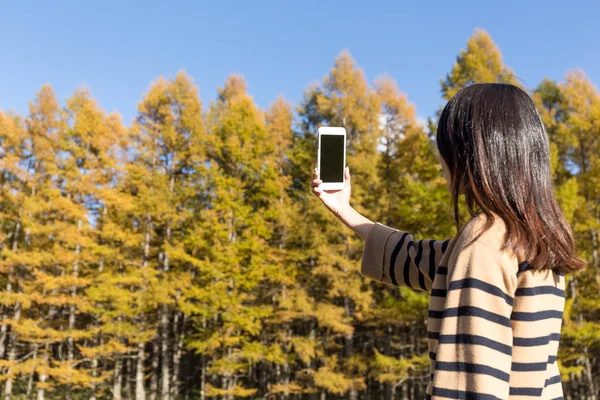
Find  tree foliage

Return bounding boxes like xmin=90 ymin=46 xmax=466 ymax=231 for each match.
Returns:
xmin=0 ymin=28 xmax=598 ymax=400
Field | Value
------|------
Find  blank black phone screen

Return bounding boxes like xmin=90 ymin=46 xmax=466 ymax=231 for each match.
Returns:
xmin=320 ymin=134 xmax=344 ymax=182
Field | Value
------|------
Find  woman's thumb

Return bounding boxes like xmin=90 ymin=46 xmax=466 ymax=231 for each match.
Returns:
xmin=345 ymin=166 xmax=350 ymax=182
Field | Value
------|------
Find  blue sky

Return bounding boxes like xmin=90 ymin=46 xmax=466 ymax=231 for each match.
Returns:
xmin=2 ymin=0 xmax=599 ymax=126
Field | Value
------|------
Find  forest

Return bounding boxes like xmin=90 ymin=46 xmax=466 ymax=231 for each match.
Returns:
xmin=0 ymin=28 xmax=599 ymax=399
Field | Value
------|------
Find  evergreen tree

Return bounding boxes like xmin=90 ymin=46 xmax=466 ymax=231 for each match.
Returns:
xmin=441 ymin=28 xmax=519 ymax=102
xmin=185 ymin=75 xmax=279 ymax=399
xmin=1 ymin=86 xmax=67 ymax=399
xmin=551 ymin=70 xmax=600 ymax=397
xmin=111 ymin=71 xmax=206 ymax=400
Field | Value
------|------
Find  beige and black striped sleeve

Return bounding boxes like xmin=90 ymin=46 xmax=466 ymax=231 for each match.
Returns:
xmin=360 ymin=222 xmax=453 ymax=291
xmin=430 ymin=239 xmax=518 ymax=399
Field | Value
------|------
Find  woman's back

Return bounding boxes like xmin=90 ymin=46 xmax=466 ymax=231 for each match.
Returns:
xmin=427 ymin=214 xmax=565 ymax=399
xmin=361 ymin=213 xmax=566 ymax=399
xmin=511 ymin=260 xmax=565 ymax=398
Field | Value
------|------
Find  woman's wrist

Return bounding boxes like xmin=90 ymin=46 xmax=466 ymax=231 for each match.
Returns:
xmin=336 ymin=204 xmax=374 ymax=241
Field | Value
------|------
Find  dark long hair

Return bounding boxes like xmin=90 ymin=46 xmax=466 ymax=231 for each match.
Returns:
xmin=436 ymin=83 xmax=586 ymax=274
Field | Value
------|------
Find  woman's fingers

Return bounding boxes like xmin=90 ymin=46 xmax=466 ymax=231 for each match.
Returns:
xmin=312 ymin=185 xmax=322 ymax=197
xmin=311 ymin=168 xmax=323 ymax=197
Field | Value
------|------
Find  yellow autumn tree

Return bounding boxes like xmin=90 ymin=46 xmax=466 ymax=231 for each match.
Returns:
xmin=441 ymin=28 xmax=520 ymax=101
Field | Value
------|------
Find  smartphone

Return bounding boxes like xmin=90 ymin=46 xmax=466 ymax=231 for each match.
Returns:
xmin=317 ymin=127 xmax=346 ymax=190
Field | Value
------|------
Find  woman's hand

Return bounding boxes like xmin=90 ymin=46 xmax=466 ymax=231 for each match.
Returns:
xmin=311 ymin=166 xmax=351 ymax=218
xmin=311 ymin=166 xmax=374 ymax=240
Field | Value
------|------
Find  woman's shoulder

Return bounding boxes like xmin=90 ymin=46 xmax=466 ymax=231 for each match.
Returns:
xmin=456 ymin=213 xmax=510 ymax=252
xmin=450 ymin=213 xmax=520 ymax=271
xmin=444 ymin=213 xmax=520 ymax=292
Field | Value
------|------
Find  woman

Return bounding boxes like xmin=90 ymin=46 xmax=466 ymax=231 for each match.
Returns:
xmin=311 ymin=83 xmax=586 ymax=399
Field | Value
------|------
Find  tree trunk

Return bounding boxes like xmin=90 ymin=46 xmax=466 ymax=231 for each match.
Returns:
xmin=343 ymin=297 xmax=357 ymax=400
xmin=150 ymin=338 xmax=159 ymax=400
xmin=592 ymin=204 xmax=599 ymax=268
xmin=26 ymin=344 xmax=38 ymax=397
xmin=90 ymin=250 xmax=105 ymax=400
xmin=114 ymin=356 xmax=123 ymax=400
xmin=170 ymin=310 xmax=185 ymax=399
xmin=37 ymin=344 xmax=49 ymax=400
xmin=125 ymin=357 xmax=133 ymax=399
xmin=200 ymin=353 xmax=206 ymax=400
xmin=159 ymin=206 xmax=172 ymax=400
xmin=0 ymin=322 xmax=8 ymax=361
xmin=3 ymin=298 xmax=21 ymax=400
xmin=136 ymin=343 xmax=146 ymax=400
xmin=66 ymin=218 xmax=82 ymax=400
xmin=160 ymin=304 xmax=170 ymax=400
xmin=383 ymin=324 xmax=393 ymax=400
xmin=90 ymin=352 xmax=99 ymax=400
xmin=584 ymin=349 xmax=596 ymax=399
xmin=139 ymin=217 xmax=152 ymax=400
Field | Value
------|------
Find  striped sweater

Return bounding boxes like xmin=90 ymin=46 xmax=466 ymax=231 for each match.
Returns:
xmin=361 ymin=213 xmax=566 ymax=399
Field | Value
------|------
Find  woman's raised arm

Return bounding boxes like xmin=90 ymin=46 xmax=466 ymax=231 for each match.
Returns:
xmin=312 ymin=166 xmax=453 ymax=290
